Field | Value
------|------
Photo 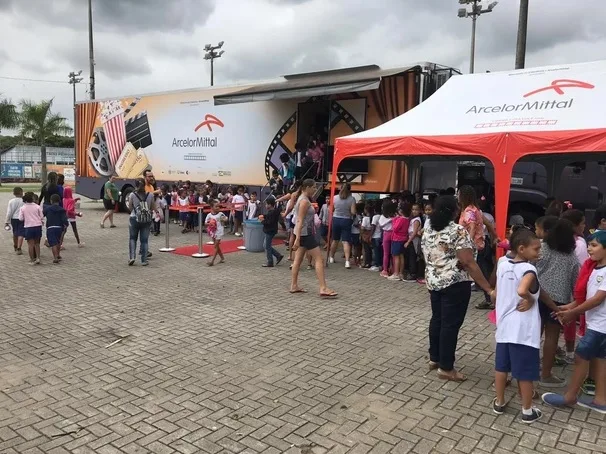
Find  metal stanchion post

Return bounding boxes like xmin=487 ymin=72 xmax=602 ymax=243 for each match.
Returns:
xmin=159 ymin=205 xmax=175 ymax=252
xmin=192 ymin=207 xmax=209 ymax=258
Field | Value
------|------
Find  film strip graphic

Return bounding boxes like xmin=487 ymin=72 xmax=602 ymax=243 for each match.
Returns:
xmin=263 ymin=113 xmax=297 ymax=180
xmin=330 ymin=101 xmax=364 ymax=184
xmin=262 ymin=100 xmax=365 ymax=183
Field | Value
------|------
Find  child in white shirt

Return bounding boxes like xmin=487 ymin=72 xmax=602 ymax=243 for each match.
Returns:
xmin=542 ymin=230 xmax=606 ymax=414
xmin=493 ymin=227 xmax=559 ymax=424
xmin=370 ymin=200 xmax=383 ymax=271
xmin=4 ymin=186 xmax=24 ymax=254
xmin=247 ymin=192 xmax=260 ymax=219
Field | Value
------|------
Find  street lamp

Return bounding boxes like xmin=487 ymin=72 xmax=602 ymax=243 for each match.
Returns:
xmin=204 ymin=41 xmax=225 ymax=87
xmin=68 ymin=70 xmax=83 ymax=153
xmin=458 ymin=0 xmax=498 ymax=74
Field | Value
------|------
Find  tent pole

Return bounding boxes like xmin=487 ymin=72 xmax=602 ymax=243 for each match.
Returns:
xmin=493 ymin=159 xmax=514 ymax=252
xmin=326 ymin=156 xmax=341 ymax=267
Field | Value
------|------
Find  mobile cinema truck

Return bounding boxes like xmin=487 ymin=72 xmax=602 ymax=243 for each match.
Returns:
xmin=75 ymin=63 xmax=459 ymax=208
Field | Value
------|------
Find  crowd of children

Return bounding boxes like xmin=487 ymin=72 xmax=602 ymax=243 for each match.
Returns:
xmin=5 ymin=186 xmax=84 ymax=265
xmin=5 ymin=177 xmax=605 ymax=418
xmin=314 ymin=192 xmax=431 ymax=284
xmin=488 ymin=201 xmax=606 ymax=422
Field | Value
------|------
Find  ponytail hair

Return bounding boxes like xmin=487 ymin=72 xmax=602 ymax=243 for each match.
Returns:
xmin=339 ymin=183 xmax=351 ymax=200
xmin=429 ymin=195 xmax=458 ymax=231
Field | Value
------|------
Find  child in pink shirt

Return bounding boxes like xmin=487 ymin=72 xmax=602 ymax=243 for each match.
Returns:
xmin=389 ymin=204 xmax=411 ymax=280
xmin=19 ymin=192 xmax=44 ymax=264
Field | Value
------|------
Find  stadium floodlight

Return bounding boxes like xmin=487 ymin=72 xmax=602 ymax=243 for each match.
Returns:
xmin=203 ymin=42 xmax=226 ymax=86
xmin=457 ymin=0 xmax=499 ymax=73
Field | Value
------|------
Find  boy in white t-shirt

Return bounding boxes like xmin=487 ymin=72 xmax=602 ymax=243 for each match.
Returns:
xmin=492 ymin=227 xmax=560 ymax=424
xmin=370 ymin=200 xmax=383 ymax=271
xmin=231 ymin=186 xmax=247 ymax=236
xmin=543 ymin=230 xmax=606 ymax=414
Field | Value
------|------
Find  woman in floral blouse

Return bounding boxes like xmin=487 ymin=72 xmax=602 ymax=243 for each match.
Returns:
xmin=421 ymin=195 xmax=494 ymax=382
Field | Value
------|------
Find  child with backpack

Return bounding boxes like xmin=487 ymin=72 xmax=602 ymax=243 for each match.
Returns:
xmin=128 ymin=178 xmax=154 ymax=266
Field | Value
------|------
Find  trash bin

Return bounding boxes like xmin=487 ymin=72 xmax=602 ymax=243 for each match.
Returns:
xmin=243 ymin=219 xmax=264 ymax=252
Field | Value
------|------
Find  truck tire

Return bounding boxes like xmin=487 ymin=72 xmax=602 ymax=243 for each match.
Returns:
xmin=120 ymin=185 xmax=134 ymax=213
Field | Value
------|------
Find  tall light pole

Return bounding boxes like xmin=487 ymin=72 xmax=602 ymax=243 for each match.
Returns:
xmin=88 ymin=0 xmax=95 ymax=99
xmin=458 ymin=1 xmax=498 ymax=74
xmin=204 ymin=42 xmax=225 ymax=87
xmin=68 ymin=71 xmax=83 ymax=145
xmin=515 ymin=0 xmax=529 ymax=69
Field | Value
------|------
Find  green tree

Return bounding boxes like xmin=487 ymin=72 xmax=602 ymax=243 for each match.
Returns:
xmin=0 ymin=97 xmax=18 ymax=185
xmin=19 ymin=99 xmax=72 ymax=184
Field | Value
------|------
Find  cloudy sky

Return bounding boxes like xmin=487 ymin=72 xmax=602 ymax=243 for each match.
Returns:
xmin=0 ymin=0 xmax=605 ymax=129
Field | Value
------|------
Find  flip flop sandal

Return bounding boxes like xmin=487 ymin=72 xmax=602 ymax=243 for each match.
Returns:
xmin=290 ymin=289 xmax=307 ymax=294
xmin=320 ymin=292 xmax=338 ymax=298
xmin=437 ymin=369 xmax=467 ymax=382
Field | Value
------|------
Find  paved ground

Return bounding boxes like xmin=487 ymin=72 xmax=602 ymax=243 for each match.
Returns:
xmin=0 ymin=191 xmax=604 ymax=454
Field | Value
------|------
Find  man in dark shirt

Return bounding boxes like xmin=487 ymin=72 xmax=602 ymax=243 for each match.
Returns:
xmin=259 ymin=198 xmax=283 ymax=268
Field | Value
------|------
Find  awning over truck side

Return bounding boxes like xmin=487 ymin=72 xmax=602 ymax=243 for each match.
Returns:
xmin=213 ymin=65 xmax=419 ymax=105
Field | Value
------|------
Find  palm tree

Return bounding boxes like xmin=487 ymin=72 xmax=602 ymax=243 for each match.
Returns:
xmin=0 ymin=96 xmax=18 ymax=186
xmin=19 ymin=99 xmax=72 ymax=184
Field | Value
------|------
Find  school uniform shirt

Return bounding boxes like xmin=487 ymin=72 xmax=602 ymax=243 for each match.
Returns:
xmin=423 ymin=218 xmax=431 ymax=230
xmin=378 ymin=215 xmax=393 ymax=232
xmin=586 ymin=265 xmax=606 ymax=334
xmin=371 ymin=214 xmax=382 ymax=239
xmin=574 ymin=236 xmax=590 ymax=265
xmin=247 ymin=200 xmax=260 ymax=219
xmin=5 ymin=196 xmax=24 ymax=223
xmin=361 ymin=216 xmax=372 ymax=231
xmin=351 ymin=214 xmax=362 ymax=234
xmin=232 ymin=194 xmax=246 ymax=212
xmin=205 ymin=212 xmax=227 ymax=239
xmin=319 ymin=204 xmax=329 ymax=226
xmin=178 ymin=197 xmax=189 ymax=211
xmin=495 ymin=257 xmax=541 ymax=349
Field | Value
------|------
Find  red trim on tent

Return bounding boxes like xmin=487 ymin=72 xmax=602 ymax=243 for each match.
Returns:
xmin=330 ymin=128 xmax=606 ymax=244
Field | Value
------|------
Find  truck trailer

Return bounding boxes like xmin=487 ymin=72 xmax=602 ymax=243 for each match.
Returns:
xmin=75 ymin=63 xmax=459 ymax=209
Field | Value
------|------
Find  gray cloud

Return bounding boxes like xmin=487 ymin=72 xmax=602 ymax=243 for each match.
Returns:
xmin=149 ymin=40 xmax=201 ymax=60
xmin=1 ymin=0 xmax=605 ymax=124
xmin=6 ymin=0 xmax=216 ymax=33
xmin=53 ymin=42 xmax=152 ymax=80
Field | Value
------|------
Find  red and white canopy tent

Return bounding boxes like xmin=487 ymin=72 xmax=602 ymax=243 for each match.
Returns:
xmin=331 ymin=60 xmax=606 ymax=239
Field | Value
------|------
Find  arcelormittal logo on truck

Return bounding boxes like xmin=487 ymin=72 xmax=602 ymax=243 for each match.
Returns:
xmin=172 ymin=114 xmax=224 ymax=147
xmin=465 ymin=79 xmax=595 ymax=114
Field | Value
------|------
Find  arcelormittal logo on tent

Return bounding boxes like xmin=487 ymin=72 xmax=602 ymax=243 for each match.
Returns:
xmin=466 ymin=79 xmax=595 ymax=114
xmin=172 ymin=114 xmax=223 ymax=148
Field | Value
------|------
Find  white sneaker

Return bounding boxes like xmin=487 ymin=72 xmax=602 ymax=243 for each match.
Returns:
xmin=345 ymin=260 xmax=351 ymax=269
xmin=368 ymin=266 xmax=379 ymax=271
xmin=329 ymin=256 xmax=335 ymax=264
xmin=387 ymin=274 xmax=401 ymax=281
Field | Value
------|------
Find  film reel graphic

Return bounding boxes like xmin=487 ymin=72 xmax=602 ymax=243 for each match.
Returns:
xmin=88 ymin=128 xmax=113 ymax=177
xmin=263 ymin=100 xmax=365 ymax=182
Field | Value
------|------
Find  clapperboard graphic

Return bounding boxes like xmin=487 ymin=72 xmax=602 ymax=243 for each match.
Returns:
xmin=125 ymin=111 xmax=153 ymax=150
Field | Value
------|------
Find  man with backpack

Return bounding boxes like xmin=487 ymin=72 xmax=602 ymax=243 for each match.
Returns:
xmin=128 ymin=178 xmax=155 ymax=266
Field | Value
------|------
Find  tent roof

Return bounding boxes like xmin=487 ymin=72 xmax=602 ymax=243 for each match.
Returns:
xmin=339 ymin=60 xmax=606 ymax=138
xmin=335 ymin=60 xmax=606 ymax=163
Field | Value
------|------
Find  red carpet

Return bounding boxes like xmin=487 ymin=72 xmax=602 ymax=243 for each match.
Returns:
xmin=172 ymin=238 xmax=283 ymax=257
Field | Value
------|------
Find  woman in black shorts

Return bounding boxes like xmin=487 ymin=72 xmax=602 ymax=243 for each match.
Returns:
xmin=290 ymin=179 xmax=337 ymax=297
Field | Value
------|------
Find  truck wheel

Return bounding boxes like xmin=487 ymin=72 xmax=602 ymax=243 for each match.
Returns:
xmin=120 ymin=185 xmax=134 ymax=213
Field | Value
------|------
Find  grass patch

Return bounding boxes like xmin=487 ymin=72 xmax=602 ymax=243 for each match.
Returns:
xmin=0 ymin=186 xmax=39 ymax=193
